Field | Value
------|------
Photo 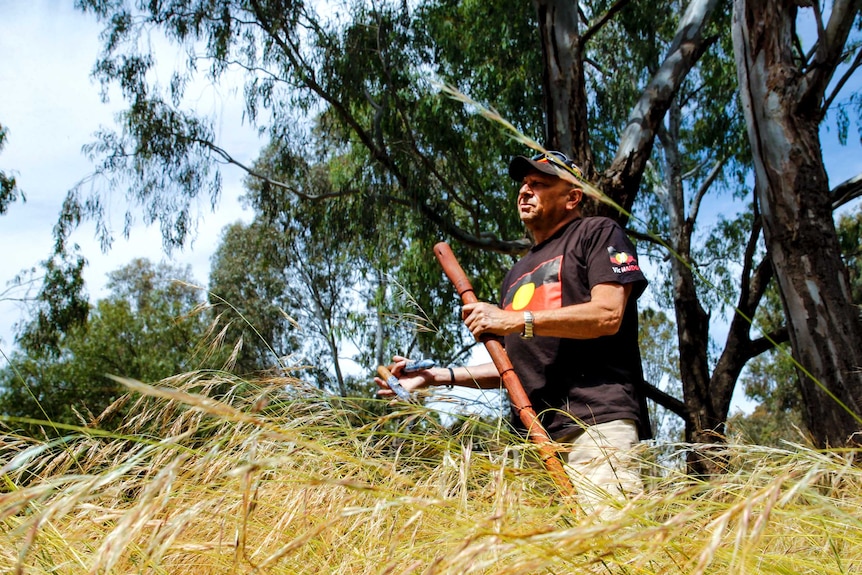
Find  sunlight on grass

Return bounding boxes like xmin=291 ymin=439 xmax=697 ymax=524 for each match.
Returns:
xmin=1 ymin=371 xmax=860 ymax=574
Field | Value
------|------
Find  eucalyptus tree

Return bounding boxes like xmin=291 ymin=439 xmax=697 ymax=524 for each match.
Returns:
xmin=211 ymin=217 xmax=359 ymax=393
xmin=211 ymin=154 xmax=372 ymax=395
xmin=730 ymin=204 xmax=862 ymax=446
xmin=64 ymin=0 xmax=543 ymax=369
xmin=69 ymin=0 xmax=537 ymax=253
xmin=0 ymin=123 xmax=23 ymax=215
xmin=544 ymin=0 xmax=861 ymax=457
xmin=624 ymin=1 xmax=787 ymax=463
xmin=208 ymin=220 xmax=301 ymax=376
xmin=531 ymin=0 xmax=775 ymax=468
xmin=0 ymin=259 xmax=219 ymax=435
xmin=733 ymin=0 xmax=862 ymax=447
xmin=62 ymin=0 xmax=741 ymax=449
xmin=14 ymin=248 xmax=89 ymax=357
xmin=59 ymin=0 xmax=860 ymax=459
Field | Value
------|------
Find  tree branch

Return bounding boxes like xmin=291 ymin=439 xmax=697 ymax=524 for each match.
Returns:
xmin=800 ymin=0 xmax=861 ymax=108
xmin=823 ymin=46 xmax=862 ymax=112
xmin=811 ymin=0 xmax=827 ymax=52
xmin=681 ymin=158 xmax=709 ymax=181
xmin=747 ymin=253 xmax=775 ymax=316
xmin=199 ymin=139 xmax=353 ymax=201
xmin=625 ymin=227 xmax=671 ymax=249
xmin=581 ymin=0 xmax=636 ymax=46
xmin=204 ymin=136 xmax=532 ymax=254
xmin=748 ymin=325 xmax=789 ymax=358
xmin=738 ymin=210 xmax=762 ymax=310
xmin=641 ymin=381 xmax=688 ymax=418
xmin=688 ymin=157 xmax=727 ymax=226
xmin=412 ymin=200 xmax=532 ymax=255
xmin=831 ymin=172 xmax=862 ymax=210
xmin=600 ymin=0 xmax=720 ymax=222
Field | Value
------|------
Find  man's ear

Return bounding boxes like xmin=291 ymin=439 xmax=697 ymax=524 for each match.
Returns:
xmin=567 ymin=186 xmax=583 ymax=210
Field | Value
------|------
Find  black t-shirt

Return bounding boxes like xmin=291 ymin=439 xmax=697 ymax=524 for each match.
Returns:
xmin=501 ymin=217 xmax=649 ymax=439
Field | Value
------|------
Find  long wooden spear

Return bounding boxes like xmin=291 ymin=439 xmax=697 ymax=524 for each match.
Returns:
xmin=433 ymin=242 xmax=576 ymax=496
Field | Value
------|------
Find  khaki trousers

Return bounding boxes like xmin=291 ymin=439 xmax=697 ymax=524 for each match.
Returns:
xmin=556 ymin=419 xmax=643 ymax=517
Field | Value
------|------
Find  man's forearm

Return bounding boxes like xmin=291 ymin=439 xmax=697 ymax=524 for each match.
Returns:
xmin=429 ymin=362 xmax=501 ymax=389
xmin=462 ymin=283 xmax=631 ymax=340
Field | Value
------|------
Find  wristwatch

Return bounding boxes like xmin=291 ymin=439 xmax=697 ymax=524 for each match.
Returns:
xmin=522 ymin=310 xmax=534 ymax=339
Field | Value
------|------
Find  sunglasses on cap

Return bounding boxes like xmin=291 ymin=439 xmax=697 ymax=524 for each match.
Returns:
xmin=531 ymin=151 xmax=583 ymax=179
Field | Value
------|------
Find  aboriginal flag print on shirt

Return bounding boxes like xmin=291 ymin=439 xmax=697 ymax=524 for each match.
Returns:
xmin=502 ymin=256 xmax=563 ymax=312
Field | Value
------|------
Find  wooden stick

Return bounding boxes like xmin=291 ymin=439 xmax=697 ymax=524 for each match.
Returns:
xmin=433 ymin=242 xmax=576 ymax=497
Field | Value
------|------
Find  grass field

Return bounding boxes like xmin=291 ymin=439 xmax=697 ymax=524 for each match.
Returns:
xmin=1 ymin=371 xmax=860 ymax=574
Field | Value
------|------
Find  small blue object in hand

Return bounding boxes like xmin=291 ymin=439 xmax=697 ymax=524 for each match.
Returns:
xmin=403 ymin=359 xmax=436 ymax=373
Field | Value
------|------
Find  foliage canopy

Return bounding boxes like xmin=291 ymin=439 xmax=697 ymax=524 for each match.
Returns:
xmin=0 ymin=259 xmax=222 ymax=435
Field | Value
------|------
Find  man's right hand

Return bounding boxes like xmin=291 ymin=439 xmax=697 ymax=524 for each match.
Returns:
xmin=374 ymin=355 xmax=434 ymax=399
xmin=462 ymin=302 xmax=522 ymax=339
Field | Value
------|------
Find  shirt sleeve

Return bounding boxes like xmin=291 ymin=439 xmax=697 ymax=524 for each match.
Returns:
xmin=585 ymin=219 xmax=648 ymax=297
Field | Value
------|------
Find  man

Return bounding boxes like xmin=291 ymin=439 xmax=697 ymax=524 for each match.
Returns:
xmin=377 ymin=151 xmax=650 ymax=511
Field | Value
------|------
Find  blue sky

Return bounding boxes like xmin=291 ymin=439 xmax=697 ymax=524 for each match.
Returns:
xmin=0 ymin=0 xmax=258 ymax=351
xmin=1 ymin=1 xmax=860 ymax=416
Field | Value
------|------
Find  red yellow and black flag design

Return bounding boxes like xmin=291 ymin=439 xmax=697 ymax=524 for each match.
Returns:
xmin=503 ymin=256 xmax=563 ymax=311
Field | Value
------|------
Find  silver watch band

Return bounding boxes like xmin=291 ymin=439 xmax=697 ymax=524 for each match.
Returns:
xmin=522 ymin=310 xmax=534 ymax=339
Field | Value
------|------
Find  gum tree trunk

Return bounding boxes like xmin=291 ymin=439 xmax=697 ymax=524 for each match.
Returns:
xmin=534 ymin=0 xmax=719 ymax=198
xmin=534 ymin=0 xmax=594 ymax=175
xmin=732 ymin=0 xmax=862 ymax=447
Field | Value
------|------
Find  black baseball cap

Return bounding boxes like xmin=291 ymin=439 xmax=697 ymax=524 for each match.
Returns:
xmin=508 ymin=151 xmax=582 ymax=181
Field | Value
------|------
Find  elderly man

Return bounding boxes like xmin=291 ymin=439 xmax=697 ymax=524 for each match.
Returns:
xmin=378 ymin=151 xmax=650 ymax=512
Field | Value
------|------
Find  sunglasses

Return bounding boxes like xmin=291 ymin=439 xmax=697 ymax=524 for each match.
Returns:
xmin=531 ymin=151 xmax=583 ymax=179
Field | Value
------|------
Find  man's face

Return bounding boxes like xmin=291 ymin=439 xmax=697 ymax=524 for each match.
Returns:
xmin=517 ymin=171 xmax=577 ymax=228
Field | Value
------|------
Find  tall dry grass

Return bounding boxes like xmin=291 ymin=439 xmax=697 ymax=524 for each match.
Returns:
xmin=1 ymin=371 xmax=860 ymax=574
